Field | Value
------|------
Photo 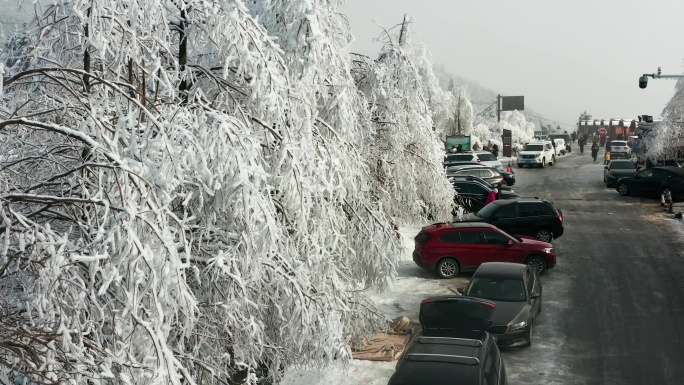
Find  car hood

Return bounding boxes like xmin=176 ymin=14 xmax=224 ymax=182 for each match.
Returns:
xmin=517 ymin=235 xmax=553 ymax=247
xmin=518 ymin=151 xmax=542 ymax=155
xmin=490 ymin=301 xmax=530 ymax=326
xmin=608 ymin=169 xmax=637 ymax=177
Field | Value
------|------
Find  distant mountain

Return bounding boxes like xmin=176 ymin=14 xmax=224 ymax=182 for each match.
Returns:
xmin=433 ymin=64 xmax=563 ymax=132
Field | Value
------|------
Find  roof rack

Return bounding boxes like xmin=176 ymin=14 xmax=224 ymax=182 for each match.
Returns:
xmin=416 ymin=336 xmax=483 ymax=347
xmin=406 ymin=353 xmax=480 ymax=366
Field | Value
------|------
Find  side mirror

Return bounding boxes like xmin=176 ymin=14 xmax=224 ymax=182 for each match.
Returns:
xmin=604 ymin=166 xmax=608 ymax=169
xmin=507 ymin=239 xmax=514 ymax=246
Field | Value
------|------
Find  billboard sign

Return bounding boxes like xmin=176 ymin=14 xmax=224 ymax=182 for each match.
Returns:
xmin=501 ymin=96 xmax=525 ymax=112
xmin=445 ymin=135 xmax=471 ymax=152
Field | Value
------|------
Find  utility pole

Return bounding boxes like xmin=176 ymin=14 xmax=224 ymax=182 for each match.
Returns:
xmin=399 ymin=14 xmax=409 ymax=45
xmin=639 ymin=67 xmax=684 ymax=88
xmin=457 ymin=90 xmax=462 ymax=135
xmin=497 ymin=94 xmax=501 ymax=122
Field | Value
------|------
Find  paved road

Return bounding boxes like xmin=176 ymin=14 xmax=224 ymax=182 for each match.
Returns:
xmin=504 ymin=149 xmax=684 ymax=385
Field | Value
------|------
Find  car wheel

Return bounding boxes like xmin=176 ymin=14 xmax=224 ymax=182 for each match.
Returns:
xmin=526 ymin=255 xmax=547 ymax=275
xmin=534 ymin=228 xmax=553 ymax=243
xmin=663 ymin=187 xmax=674 ymax=201
xmin=540 ymin=158 xmax=545 ymax=168
xmin=519 ymin=164 xmax=525 ymax=168
xmin=617 ymin=182 xmax=630 ymax=196
xmin=436 ymin=258 xmax=459 ymax=279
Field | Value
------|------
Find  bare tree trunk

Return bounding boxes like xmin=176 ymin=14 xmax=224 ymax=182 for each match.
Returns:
xmin=179 ymin=3 xmax=189 ymax=103
xmin=83 ymin=7 xmax=91 ymax=93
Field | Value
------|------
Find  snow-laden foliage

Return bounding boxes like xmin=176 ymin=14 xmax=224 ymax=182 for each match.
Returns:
xmin=0 ymin=1 xmax=446 ymax=384
xmin=648 ymin=78 xmax=684 ymax=158
xmin=467 ymin=111 xmax=534 ymax=150
xmin=354 ymin=19 xmax=454 ymax=222
xmin=445 ymin=87 xmax=474 ymax=137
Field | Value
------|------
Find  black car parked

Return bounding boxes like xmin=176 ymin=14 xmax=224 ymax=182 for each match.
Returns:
xmin=604 ymin=160 xmax=637 ymax=187
xmin=616 ymin=166 xmax=684 ymax=200
xmin=451 ymin=179 xmax=520 ymax=213
xmin=456 ymin=198 xmax=564 ymax=242
xmin=389 ymin=296 xmax=508 ymax=385
xmin=463 ymin=263 xmax=542 ymax=348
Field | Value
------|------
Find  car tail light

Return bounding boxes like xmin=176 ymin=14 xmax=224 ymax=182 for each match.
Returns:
xmin=558 ymin=214 xmax=563 ymax=222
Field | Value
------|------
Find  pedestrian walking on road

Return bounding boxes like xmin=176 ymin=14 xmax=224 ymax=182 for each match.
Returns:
xmin=578 ymin=137 xmax=585 ymax=154
xmin=492 ymin=143 xmax=499 ymax=158
xmin=604 ymin=149 xmax=611 ymax=164
xmin=591 ymin=142 xmax=599 ymax=162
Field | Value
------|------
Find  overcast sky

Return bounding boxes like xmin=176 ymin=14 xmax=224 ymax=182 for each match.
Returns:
xmin=343 ymin=0 xmax=684 ymax=128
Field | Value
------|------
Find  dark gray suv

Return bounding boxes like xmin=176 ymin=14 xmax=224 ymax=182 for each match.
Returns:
xmin=456 ymin=198 xmax=564 ymax=242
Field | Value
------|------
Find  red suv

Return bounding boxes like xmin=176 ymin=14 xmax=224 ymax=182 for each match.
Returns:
xmin=413 ymin=222 xmax=556 ymax=278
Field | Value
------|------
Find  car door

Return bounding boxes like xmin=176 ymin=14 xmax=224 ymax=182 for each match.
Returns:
xmin=487 ymin=204 xmax=518 ymax=235
xmin=514 ymin=203 xmax=538 ymax=237
xmin=629 ymin=168 xmax=655 ymax=195
xmin=649 ymin=168 xmax=670 ymax=196
xmin=456 ymin=229 xmax=488 ymax=269
xmin=467 ymin=181 xmax=490 ymax=203
xmin=526 ymin=268 xmax=541 ymax=315
xmin=481 ymin=229 xmax=518 ymax=263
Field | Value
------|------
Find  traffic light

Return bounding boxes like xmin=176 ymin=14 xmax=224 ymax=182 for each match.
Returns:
xmin=639 ymin=76 xmax=649 ymax=89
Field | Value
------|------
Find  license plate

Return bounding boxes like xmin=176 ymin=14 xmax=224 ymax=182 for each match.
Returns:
xmin=524 ymin=160 xmax=533 ymax=164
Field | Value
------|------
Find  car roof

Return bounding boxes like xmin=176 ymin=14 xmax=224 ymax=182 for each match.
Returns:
xmin=472 ymin=262 xmax=526 ymax=279
xmin=391 ymin=356 xmax=479 ymax=385
xmin=489 ymin=197 xmax=553 ymax=205
xmin=422 ymin=222 xmax=495 ymax=233
xmin=525 ymin=141 xmax=548 ymax=145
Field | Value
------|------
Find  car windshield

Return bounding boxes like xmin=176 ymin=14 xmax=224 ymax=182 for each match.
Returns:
xmin=475 ymin=202 xmax=499 ymax=218
xmin=610 ymin=161 xmax=636 ymax=170
xmin=466 ymin=278 xmax=527 ymax=302
xmin=524 ymin=144 xmax=543 ymax=151
xmin=477 ymin=153 xmax=496 ymax=161
xmin=611 ymin=141 xmax=627 ymax=146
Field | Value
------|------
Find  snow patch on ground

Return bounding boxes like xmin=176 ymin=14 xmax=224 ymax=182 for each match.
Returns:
xmin=280 ymin=360 xmax=396 ymax=385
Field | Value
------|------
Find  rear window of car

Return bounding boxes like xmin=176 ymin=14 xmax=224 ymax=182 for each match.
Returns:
xmin=610 ymin=161 xmax=635 ymax=170
xmin=477 ymin=153 xmax=496 ymax=161
xmin=524 ymin=144 xmax=543 ymax=151
xmin=611 ymin=141 xmax=627 ymax=147
xmin=519 ymin=203 xmax=556 ymax=217
xmin=459 ymin=230 xmax=484 ymax=244
xmin=450 ymin=154 xmax=474 ymax=161
xmin=415 ymin=230 xmax=433 ymax=243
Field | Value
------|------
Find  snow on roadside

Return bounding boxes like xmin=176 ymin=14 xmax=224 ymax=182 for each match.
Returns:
xmin=280 ymin=224 xmax=469 ymax=385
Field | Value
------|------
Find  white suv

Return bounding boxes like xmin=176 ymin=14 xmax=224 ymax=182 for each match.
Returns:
xmin=609 ymin=140 xmax=631 ymax=157
xmin=517 ymin=141 xmax=555 ymax=168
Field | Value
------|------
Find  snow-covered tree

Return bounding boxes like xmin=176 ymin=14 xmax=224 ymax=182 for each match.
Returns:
xmin=648 ymin=78 xmax=684 ymax=158
xmin=355 ymin=16 xmax=454 ymax=221
xmin=0 ymin=1 xmax=463 ymax=384
xmin=0 ymin=1 xmax=417 ymax=384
